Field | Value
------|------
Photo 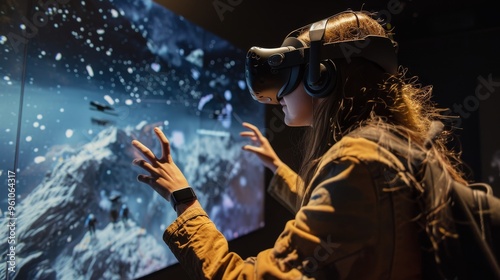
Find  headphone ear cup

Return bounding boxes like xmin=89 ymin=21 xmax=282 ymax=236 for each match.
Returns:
xmin=304 ymin=59 xmax=337 ymax=98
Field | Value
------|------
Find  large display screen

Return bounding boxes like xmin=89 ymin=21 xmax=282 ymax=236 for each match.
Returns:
xmin=0 ymin=0 xmax=265 ymax=279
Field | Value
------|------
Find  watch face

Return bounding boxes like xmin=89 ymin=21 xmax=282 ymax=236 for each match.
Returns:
xmin=172 ymin=187 xmax=197 ymax=204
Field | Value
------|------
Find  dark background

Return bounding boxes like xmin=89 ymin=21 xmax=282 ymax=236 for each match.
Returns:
xmin=143 ymin=0 xmax=500 ymax=279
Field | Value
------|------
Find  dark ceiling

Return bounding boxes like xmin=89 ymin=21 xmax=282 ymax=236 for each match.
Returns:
xmin=154 ymin=0 xmax=496 ymax=49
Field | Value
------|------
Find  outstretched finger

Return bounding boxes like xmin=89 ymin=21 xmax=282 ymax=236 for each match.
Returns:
xmin=132 ymin=139 xmax=158 ymax=163
xmin=242 ymin=144 xmax=261 ymax=154
xmin=242 ymin=122 xmax=265 ymax=141
xmin=240 ymin=131 xmax=259 ymax=142
xmin=154 ymin=127 xmax=171 ymax=162
xmin=137 ymin=174 xmax=154 ymax=184
xmin=133 ymin=159 xmax=159 ymax=176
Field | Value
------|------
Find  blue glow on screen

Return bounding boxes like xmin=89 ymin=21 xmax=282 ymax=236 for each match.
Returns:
xmin=0 ymin=0 xmax=265 ymax=278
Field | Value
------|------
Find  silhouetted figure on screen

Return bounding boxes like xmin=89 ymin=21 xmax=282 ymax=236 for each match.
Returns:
xmin=85 ymin=213 xmax=97 ymax=236
xmin=120 ymin=203 xmax=129 ymax=222
xmin=109 ymin=192 xmax=121 ymax=228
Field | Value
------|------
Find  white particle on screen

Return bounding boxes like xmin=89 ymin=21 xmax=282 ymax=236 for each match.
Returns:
xmin=34 ymin=156 xmax=46 ymax=164
xmin=65 ymin=129 xmax=74 ymax=138
xmin=37 ymin=114 xmax=43 ymax=120
xmin=86 ymin=65 xmax=94 ymax=77
xmin=33 ymin=122 xmax=40 ymax=128
xmin=151 ymin=62 xmax=160 ymax=72
xmin=238 ymin=80 xmax=246 ymax=90
xmin=110 ymin=9 xmax=119 ymax=18
xmin=60 ymin=108 xmax=64 ymax=112
xmin=240 ymin=176 xmax=247 ymax=187
xmin=55 ymin=53 xmax=62 ymax=60
xmin=26 ymin=136 xmax=32 ymax=142
xmin=191 ymin=69 xmax=200 ymax=80
xmin=104 ymin=95 xmax=114 ymax=105
xmin=125 ymin=99 xmax=133 ymax=105
xmin=224 ymin=90 xmax=232 ymax=101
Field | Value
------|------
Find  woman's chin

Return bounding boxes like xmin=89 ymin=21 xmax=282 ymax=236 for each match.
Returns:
xmin=283 ymin=118 xmax=293 ymax=127
xmin=284 ymin=118 xmax=303 ymax=127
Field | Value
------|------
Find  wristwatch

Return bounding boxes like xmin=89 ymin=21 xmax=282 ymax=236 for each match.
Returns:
xmin=170 ymin=187 xmax=197 ymax=211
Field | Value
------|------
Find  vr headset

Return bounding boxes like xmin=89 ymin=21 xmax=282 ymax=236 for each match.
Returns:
xmin=245 ymin=11 xmax=398 ymax=104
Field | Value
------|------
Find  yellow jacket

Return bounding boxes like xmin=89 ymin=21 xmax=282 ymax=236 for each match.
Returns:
xmin=163 ymin=134 xmax=422 ymax=279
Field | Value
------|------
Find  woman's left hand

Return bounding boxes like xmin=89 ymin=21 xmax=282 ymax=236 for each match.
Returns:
xmin=132 ymin=127 xmax=189 ymax=202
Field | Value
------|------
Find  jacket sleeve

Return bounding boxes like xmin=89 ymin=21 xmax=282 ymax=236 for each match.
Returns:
xmin=163 ymin=155 xmax=379 ymax=279
xmin=267 ymin=163 xmax=303 ymax=214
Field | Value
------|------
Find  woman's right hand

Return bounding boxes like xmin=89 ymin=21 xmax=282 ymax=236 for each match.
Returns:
xmin=240 ymin=122 xmax=283 ymax=173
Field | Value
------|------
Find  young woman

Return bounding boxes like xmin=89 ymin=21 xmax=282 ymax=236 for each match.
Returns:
xmin=132 ymin=10 xmax=467 ymax=279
